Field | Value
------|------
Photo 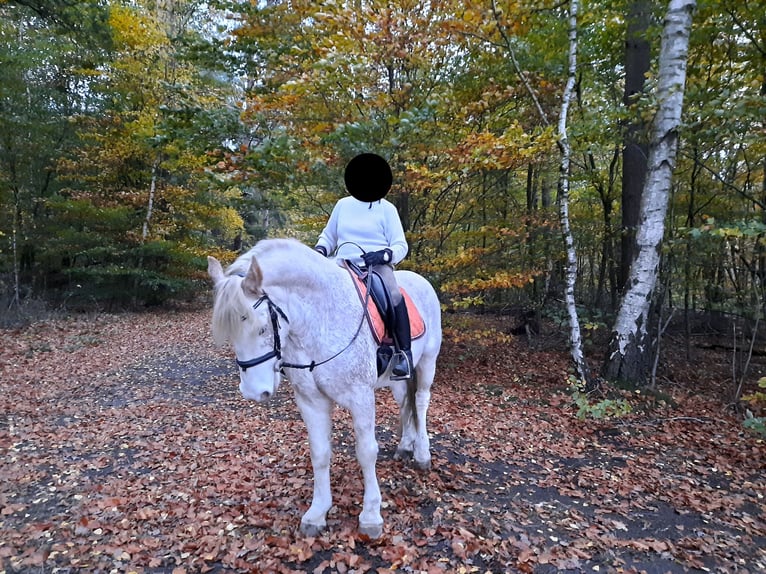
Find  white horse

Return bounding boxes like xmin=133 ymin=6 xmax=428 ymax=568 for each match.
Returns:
xmin=207 ymin=238 xmax=442 ymax=538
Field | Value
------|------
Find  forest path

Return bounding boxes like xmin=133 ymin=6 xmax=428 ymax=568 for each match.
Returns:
xmin=1 ymin=309 xmax=763 ymax=573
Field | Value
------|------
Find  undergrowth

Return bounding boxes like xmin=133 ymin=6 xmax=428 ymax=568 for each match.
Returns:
xmin=743 ymin=377 xmax=766 ymax=437
xmin=568 ymin=376 xmax=632 ymax=420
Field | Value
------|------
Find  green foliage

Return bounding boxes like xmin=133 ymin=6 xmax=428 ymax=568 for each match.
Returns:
xmin=0 ymin=0 xmax=244 ymax=308
xmin=742 ymin=377 xmax=766 ymax=437
xmin=1 ymin=0 xmax=765 ymax=328
xmin=60 ymin=243 xmax=201 ymax=308
xmin=682 ymin=218 xmax=766 ymax=317
xmin=569 ymin=376 xmax=632 ymax=420
xmin=743 ymin=416 xmax=766 ymax=437
xmin=743 ymin=377 xmax=766 ymax=404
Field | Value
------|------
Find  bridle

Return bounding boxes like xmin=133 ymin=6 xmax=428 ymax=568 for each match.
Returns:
xmin=235 ymin=294 xmax=288 ymax=372
xmin=235 ymin=284 xmax=370 ymax=374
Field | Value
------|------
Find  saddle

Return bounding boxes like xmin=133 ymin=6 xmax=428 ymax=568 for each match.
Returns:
xmin=344 ymin=261 xmax=425 ymax=346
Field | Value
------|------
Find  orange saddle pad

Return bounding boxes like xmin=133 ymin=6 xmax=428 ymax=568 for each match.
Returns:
xmin=346 ymin=266 xmax=426 ymax=346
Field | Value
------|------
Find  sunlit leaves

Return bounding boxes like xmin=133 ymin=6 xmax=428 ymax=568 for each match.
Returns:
xmin=450 ymin=125 xmax=552 ymax=171
xmin=110 ymin=3 xmax=168 ymax=52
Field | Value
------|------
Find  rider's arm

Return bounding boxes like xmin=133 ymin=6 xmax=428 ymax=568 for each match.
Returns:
xmin=383 ymin=201 xmax=408 ymax=265
xmin=315 ymin=202 xmax=341 ymax=256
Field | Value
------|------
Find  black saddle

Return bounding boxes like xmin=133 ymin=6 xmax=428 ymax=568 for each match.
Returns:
xmin=345 ymin=260 xmax=395 ymax=334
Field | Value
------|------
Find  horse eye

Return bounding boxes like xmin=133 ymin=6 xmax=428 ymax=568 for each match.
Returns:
xmin=258 ymin=327 xmax=267 ymax=336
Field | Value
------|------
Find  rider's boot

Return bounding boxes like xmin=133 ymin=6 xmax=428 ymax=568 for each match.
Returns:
xmin=390 ymin=299 xmax=413 ymax=380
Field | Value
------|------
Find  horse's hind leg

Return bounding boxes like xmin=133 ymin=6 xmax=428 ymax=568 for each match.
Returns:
xmin=390 ymin=379 xmax=417 ymax=462
xmin=293 ymin=390 xmax=334 ymax=536
xmin=412 ymin=357 xmax=435 ymax=471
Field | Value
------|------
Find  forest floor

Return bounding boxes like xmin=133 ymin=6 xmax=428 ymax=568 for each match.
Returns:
xmin=0 ymin=308 xmax=764 ymax=574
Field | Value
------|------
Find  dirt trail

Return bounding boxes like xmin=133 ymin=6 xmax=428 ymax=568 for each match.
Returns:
xmin=1 ymin=310 xmax=764 ymax=573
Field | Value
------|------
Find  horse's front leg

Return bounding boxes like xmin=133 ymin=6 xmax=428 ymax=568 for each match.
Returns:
xmin=350 ymin=391 xmax=383 ymax=538
xmin=293 ymin=390 xmax=334 ymax=536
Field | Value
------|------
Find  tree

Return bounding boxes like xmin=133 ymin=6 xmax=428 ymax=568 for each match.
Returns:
xmin=0 ymin=0 xmax=244 ymax=308
xmin=0 ymin=0 xmax=111 ymax=307
xmin=555 ymin=0 xmax=590 ymax=381
xmin=619 ymin=0 xmax=653 ymax=293
xmin=52 ymin=1 xmax=244 ymax=306
xmin=603 ymin=0 xmax=696 ymax=385
xmin=223 ymin=0 xmax=555 ymax=307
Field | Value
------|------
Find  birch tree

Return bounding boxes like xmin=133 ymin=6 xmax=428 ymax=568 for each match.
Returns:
xmin=556 ymin=0 xmax=589 ymax=381
xmin=487 ymin=0 xmax=588 ymax=380
xmin=603 ymin=0 xmax=696 ymax=384
xmin=619 ymin=0 xmax=652 ymax=293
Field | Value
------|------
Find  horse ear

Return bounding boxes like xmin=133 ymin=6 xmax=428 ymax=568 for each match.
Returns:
xmin=242 ymin=257 xmax=263 ymax=297
xmin=207 ymin=256 xmax=225 ymax=283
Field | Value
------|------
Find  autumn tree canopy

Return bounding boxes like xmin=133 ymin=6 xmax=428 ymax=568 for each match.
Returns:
xmin=1 ymin=0 xmax=765 ymax=383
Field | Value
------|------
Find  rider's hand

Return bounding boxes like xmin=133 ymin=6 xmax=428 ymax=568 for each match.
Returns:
xmin=362 ymin=249 xmax=392 ymax=267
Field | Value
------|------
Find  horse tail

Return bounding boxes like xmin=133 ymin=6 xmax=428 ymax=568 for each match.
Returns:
xmin=403 ymin=369 xmax=419 ymax=431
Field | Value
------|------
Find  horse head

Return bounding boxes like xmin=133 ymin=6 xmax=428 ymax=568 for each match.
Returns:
xmin=208 ymin=255 xmax=285 ymax=403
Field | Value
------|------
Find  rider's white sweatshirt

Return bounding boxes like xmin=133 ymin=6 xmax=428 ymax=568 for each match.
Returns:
xmin=316 ymin=196 xmax=408 ymax=266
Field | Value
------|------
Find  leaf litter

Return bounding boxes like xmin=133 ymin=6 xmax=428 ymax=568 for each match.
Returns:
xmin=1 ymin=310 xmax=764 ymax=573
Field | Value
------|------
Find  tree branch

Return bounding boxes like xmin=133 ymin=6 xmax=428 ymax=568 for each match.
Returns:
xmin=490 ymin=0 xmax=551 ymax=127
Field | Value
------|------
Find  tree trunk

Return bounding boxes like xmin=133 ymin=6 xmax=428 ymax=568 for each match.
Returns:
xmin=557 ymin=0 xmax=589 ymax=382
xmin=526 ymin=163 xmax=537 ymax=212
xmin=142 ymin=157 xmax=160 ymax=242
xmin=9 ymin=186 xmax=21 ymax=310
xmin=603 ymin=0 xmax=696 ymax=385
xmin=755 ymin=34 xmax=766 ymax=287
xmin=619 ymin=0 xmax=651 ymax=293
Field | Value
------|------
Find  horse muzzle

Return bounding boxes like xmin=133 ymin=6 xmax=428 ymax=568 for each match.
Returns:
xmin=240 ymin=380 xmax=275 ymax=402
xmin=239 ymin=369 xmax=280 ymax=403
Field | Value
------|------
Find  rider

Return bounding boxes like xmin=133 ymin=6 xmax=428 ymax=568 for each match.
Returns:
xmin=314 ymin=153 xmax=413 ymax=380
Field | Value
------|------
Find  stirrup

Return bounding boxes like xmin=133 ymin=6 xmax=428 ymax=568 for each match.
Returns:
xmin=390 ymin=351 xmax=412 ymax=380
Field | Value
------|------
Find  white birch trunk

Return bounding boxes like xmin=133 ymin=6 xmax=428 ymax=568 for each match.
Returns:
xmin=557 ymin=0 xmax=589 ymax=380
xmin=9 ymin=192 xmax=21 ymax=310
xmin=604 ymin=0 xmax=696 ymax=384
xmin=142 ymin=157 xmax=161 ymax=242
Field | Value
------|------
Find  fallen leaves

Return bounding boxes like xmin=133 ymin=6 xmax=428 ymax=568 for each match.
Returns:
xmin=1 ymin=311 xmax=765 ymax=573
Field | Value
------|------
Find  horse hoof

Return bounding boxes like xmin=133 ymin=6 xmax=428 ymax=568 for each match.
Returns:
xmin=300 ymin=521 xmax=325 ymax=537
xmin=394 ymin=448 xmax=413 ymax=461
xmin=414 ymin=458 xmax=431 ymax=471
xmin=359 ymin=522 xmax=383 ymax=539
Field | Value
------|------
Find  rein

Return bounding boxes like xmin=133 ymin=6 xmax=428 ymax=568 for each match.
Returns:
xmin=236 ymin=275 xmax=372 ymax=373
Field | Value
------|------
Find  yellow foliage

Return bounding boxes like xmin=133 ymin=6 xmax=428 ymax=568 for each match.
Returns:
xmin=216 ymin=207 xmax=245 ymax=240
xmin=442 ymin=270 xmax=538 ymax=297
xmin=448 ymin=125 xmax=554 ymax=172
xmin=110 ymin=5 xmax=168 ymax=52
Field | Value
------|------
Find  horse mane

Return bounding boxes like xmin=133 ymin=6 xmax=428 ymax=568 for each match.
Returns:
xmin=210 ymin=238 xmax=332 ymax=345
xmin=210 ymin=273 xmax=250 ymax=346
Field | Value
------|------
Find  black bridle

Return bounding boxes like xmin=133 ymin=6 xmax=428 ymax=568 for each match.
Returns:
xmin=235 ymin=283 xmax=370 ymax=373
xmin=235 ymin=294 xmax=288 ymax=372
